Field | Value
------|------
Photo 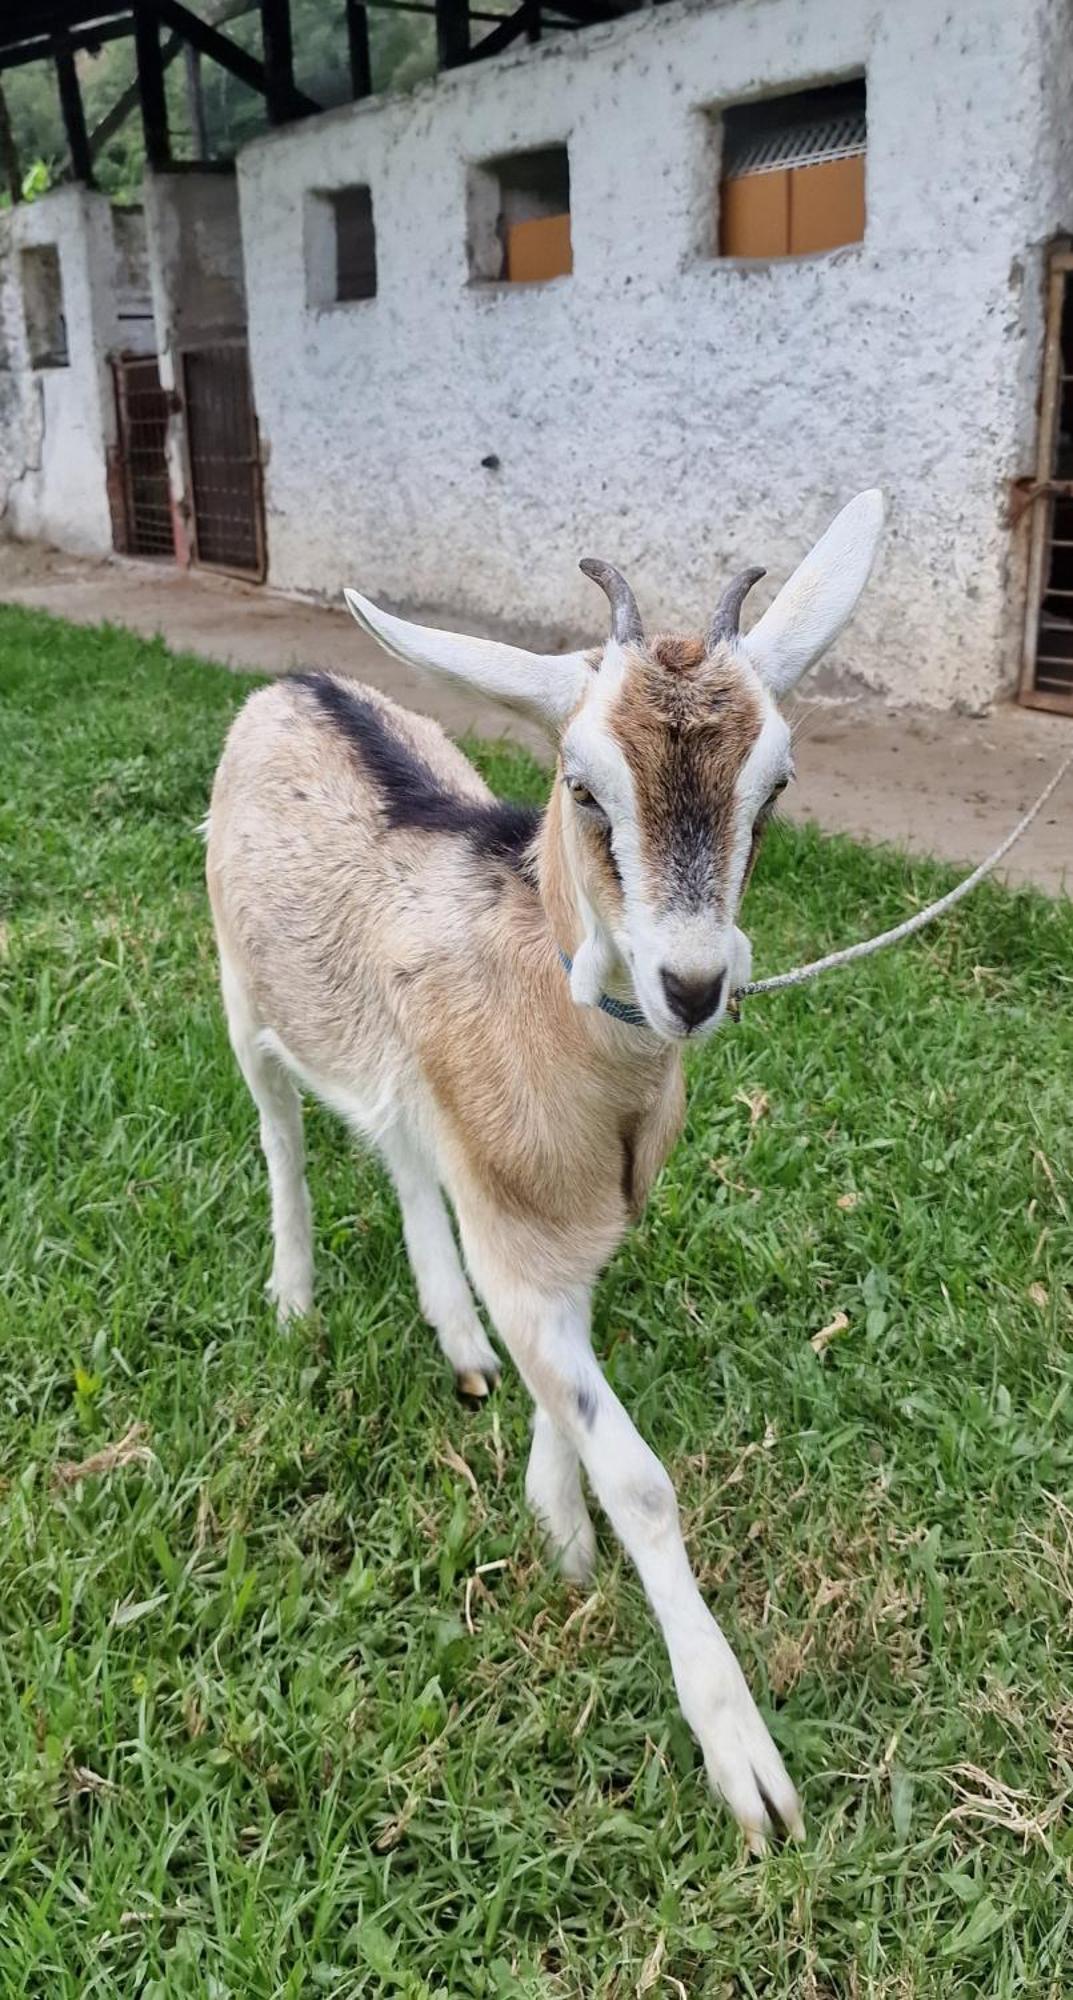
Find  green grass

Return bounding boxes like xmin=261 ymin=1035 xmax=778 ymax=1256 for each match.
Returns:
xmin=1 ymin=606 xmax=1072 ymax=1999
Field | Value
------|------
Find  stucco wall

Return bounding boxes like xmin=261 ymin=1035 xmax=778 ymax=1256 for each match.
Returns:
xmin=143 ymin=168 xmax=246 ymax=391
xmin=237 ymin=0 xmax=1073 ymax=709
xmin=0 ymin=187 xmax=119 ymax=555
xmin=112 ymin=206 xmax=157 ymax=358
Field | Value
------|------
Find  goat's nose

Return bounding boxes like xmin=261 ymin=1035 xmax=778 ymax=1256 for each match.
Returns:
xmin=660 ymin=967 xmax=726 ymax=1031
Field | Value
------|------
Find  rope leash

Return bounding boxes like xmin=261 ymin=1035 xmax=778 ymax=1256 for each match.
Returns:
xmin=736 ymin=742 xmax=1073 ymax=1002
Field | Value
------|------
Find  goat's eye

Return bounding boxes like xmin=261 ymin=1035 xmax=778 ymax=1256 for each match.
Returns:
xmin=754 ymin=775 xmax=789 ymax=832
xmin=567 ymin=778 xmax=600 ymax=811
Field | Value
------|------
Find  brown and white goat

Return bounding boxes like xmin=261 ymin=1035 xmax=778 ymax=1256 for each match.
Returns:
xmin=206 ymin=491 xmax=885 ymax=1851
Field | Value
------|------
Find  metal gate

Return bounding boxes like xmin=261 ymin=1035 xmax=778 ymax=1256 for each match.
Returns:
xmin=1020 ymin=242 xmax=1073 ymax=715
xmin=181 ymin=342 xmax=265 ymax=579
xmin=112 ymin=355 xmax=175 ymax=560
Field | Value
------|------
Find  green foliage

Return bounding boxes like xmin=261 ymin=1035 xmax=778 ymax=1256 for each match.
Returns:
xmin=20 ymin=158 xmax=53 ymax=200
xmin=1 ymin=608 xmax=1072 ymax=1994
xmin=0 ymin=157 xmax=53 ymax=210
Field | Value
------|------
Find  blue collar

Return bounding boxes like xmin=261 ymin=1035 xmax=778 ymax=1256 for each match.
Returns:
xmin=558 ymin=949 xmax=650 ymax=1029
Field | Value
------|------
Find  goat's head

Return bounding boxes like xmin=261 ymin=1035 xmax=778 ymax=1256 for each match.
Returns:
xmin=345 ymin=490 xmax=884 ymax=1041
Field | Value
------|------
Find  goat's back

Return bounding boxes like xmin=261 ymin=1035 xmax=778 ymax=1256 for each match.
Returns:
xmin=206 ymin=675 xmax=494 ymax=1069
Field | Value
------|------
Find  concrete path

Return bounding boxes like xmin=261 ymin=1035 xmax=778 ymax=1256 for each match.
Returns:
xmin=2 ymin=541 xmax=1070 ymax=896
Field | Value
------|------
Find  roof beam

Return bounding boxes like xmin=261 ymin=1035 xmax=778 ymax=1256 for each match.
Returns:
xmin=155 ymin=0 xmax=320 ymax=116
xmin=55 ymin=42 xmax=95 ymax=183
xmin=259 ymin=0 xmax=295 ymax=124
xmin=82 ymin=5 xmax=255 ymax=168
xmin=532 ymin=0 xmax=630 ymax=17
xmin=435 ymin=0 xmax=470 ymax=68
xmin=370 ymin=0 xmax=511 ymax=18
xmin=0 ymin=15 xmax=132 ymax=71
xmin=0 ymin=4 xmax=125 ymax=47
xmin=86 ymin=25 xmax=180 ymax=158
xmin=464 ymin=4 xmax=527 ymax=59
xmin=346 ymin=0 xmax=371 ymax=99
xmin=183 ymin=41 xmax=209 ymax=155
xmin=133 ymin=0 xmax=171 ymax=167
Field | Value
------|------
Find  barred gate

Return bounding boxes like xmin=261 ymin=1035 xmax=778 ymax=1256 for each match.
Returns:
xmin=1020 ymin=242 xmax=1073 ymax=715
xmin=112 ymin=355 xmax=175 ymax=560
xmin=181 ymin=342 xmax=265 ymax=579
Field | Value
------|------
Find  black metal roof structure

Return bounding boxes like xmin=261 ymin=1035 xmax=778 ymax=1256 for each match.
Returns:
xmin=0 ymin=0 xmax=641 ymax=197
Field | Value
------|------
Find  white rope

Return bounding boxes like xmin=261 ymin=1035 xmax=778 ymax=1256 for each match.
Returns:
xmin=738 ymin=743 xmax=1073 ymax=1000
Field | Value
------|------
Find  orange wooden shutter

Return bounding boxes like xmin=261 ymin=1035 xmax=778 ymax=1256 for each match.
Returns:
xmin=719 ymin=168 xmax=791 ymax=257
xmin=505 ymin=214 xmax=573 ymax=283
xmin=789 ymin=154 xmax=865 ymax=254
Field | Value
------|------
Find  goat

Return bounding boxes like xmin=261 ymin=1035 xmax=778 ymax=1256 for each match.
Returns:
xmin=205 ymin=490 xmax=885 ymax=1852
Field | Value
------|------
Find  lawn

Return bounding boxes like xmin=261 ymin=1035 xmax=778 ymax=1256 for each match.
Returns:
xmin=1 ymin=605 xmax=1072 ymax=1999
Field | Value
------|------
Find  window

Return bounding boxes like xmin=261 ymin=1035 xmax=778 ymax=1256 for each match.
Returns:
xmin=332 ymin=186 xmax=377 ymax=301
xmin=468 ymin=145 xmax=572 ymax=286
xmin=21 ymin=244 xmax=69 ymax=367
xmin=305 ymin=185 xmax=377 ymax=308
xmin=716 ymin=78 xmax=865 ymax=260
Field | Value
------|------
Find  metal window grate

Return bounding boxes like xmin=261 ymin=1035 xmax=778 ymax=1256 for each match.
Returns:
xmin=721 ymin=79 xmax=867 ymax=183
xmin=182 ymin=343 xmax=264 ymax=578
xmin=725 ymin=109 xmax=867 ymax=179
xmin=114 ymin=355 xmax=174 ymax=559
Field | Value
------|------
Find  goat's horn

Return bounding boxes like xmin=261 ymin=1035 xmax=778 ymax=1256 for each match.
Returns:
xmin=708 ymin=566 xmax=766 ymax=650
xmin=579 ymin=558 xmax=645 ymax=648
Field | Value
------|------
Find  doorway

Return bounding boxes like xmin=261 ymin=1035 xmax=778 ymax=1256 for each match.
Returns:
xmin=181 ymin=341 xmax=265 ymax=579
xmin=112 ymin=354 xmax=175 ymax=560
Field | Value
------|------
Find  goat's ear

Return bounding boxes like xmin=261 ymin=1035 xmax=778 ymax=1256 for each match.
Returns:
xmin=741 ymin=490 xmax=885 ymax=697
xmin=343 ymin=589 xmax=590 ymax=735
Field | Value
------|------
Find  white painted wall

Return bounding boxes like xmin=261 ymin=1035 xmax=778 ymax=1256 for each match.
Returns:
xmin=237 ymin=0 xmax=1073 ymax=709
xmin=112 ymin=206 xmax=157 ymax=358
xmin=0 ymin=187 xmax=121 ymax=555
xmin=143 ymin=168 xmax=246 ymax=392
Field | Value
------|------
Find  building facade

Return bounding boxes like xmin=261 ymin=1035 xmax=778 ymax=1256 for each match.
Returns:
xmin=2 ymin=0 xmax=1072 ymax=711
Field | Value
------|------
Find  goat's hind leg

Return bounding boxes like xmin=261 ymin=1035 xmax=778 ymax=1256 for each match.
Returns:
xmin=525 ymin=1407 xmax=597 ymax=1583
xmin=219 ymin=952 xmax=313 ymax=1322
xmin=379 ymin=1125 xmax=499 ymax=1399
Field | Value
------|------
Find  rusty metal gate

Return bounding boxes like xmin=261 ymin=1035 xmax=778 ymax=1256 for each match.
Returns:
xmin=112 ymin=355 xmax=175 ymax=560
xmin=1020 ymin=242 xmax=1073 ymax=715
xmin=181 ymin=342 xmax=265 ymax=579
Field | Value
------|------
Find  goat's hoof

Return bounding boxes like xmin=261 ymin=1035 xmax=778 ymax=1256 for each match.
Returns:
xmin=267 ymin=1276 xmax=313 ymax=1326
xmin=455 ymin=1367 xmax=497 ymax=1404
xmin=556 ymin=1522 xmax=597 ymax=1587
xmin=695 ymin=1688 xmax=804 ymax=1856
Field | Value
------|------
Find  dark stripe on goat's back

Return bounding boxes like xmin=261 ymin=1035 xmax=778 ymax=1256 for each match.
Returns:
xmin=289 ymin=673 xmax=540 ymax=879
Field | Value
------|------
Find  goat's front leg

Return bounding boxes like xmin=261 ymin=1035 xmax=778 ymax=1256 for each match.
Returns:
xmin=480 ymin=1275 xmax=802 ymax=1852
xmin=525 ymin=1407 xmax=597 ymax=1583
xmin=378 ymin=1123 xmax=500 ymax=1399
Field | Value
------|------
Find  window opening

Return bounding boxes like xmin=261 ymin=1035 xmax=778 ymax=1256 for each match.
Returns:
xmin=718 ymin=79 xmax=865 ymax=259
